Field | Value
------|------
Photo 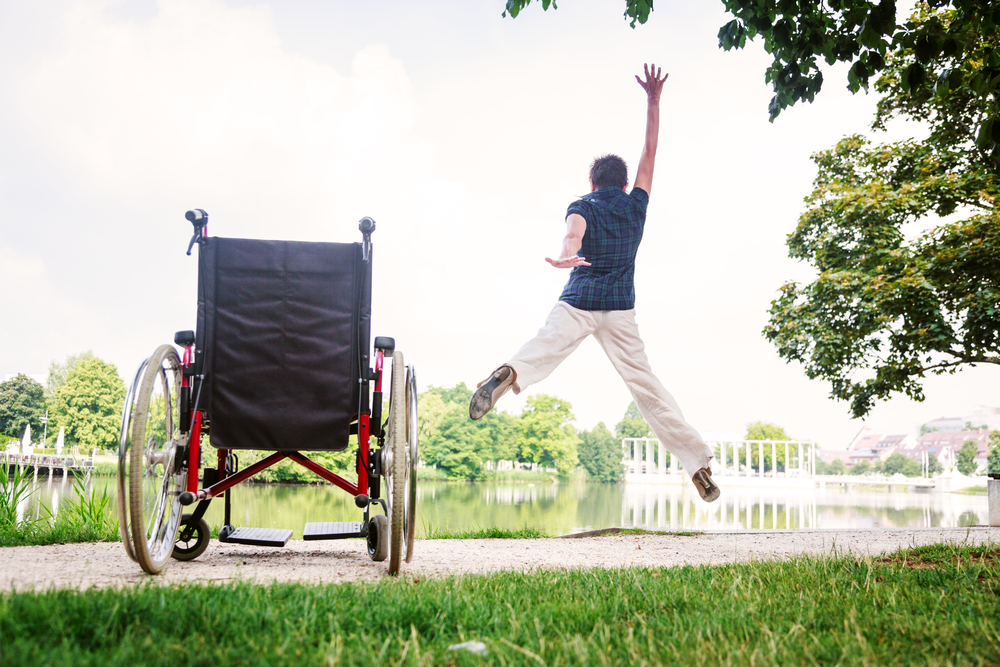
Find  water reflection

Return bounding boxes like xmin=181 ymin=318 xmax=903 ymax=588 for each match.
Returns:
xmin=19 ymin=477 xmax=989 ymax=538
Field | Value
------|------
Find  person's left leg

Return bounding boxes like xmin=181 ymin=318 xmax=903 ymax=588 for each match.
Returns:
xmin=594 ymin=309 xmax=719 ymax=501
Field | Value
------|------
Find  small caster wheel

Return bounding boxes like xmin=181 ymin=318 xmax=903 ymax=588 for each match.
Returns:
xmin=172 ymin=513 xmax=210 ymax=561
xmin=367 ymin=514 xmax=389 ymax=562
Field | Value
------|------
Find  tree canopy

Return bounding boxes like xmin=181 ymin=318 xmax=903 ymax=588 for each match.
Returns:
xmin=50 ymin=357 xmax=125 ymax=451
xmin=955 ymin=439 xmax=979 ymax=474
xmin=765 ymin=5 xmax=999 ymax=418
xmin=505 ymin=1 xmax=1000 ymax=126
xmin=46 ymin=351 xmax=95 ymax=397
xmin=578 ymin=421 xmax=624 ymax=482
xmin=0 ymin=374 xmax=46 ymax=439
xmin=614 ymin=401 xmax=653 ymax=439
xmin=516 ymin=394 xmax=581 ymax=472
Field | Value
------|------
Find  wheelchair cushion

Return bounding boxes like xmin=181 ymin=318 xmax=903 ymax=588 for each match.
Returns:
xmin=196 ymin=237 xmax=371 ymax=451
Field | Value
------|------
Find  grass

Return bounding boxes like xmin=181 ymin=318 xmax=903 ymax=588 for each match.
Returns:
xmin=1 ymin=543 xmax=999 ymax=666
xmin=0 ymin=470 xmax=119 ymax=547
xmin=951 ymin=486 xmax=988 ymax=495
xmin=422 ymin=524 xmax=548 ymax=539
xmin=616 ymin=527 xmax=703 ymax=537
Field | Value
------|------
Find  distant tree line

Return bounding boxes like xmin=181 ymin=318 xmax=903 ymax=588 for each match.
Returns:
xmin=420 ymin=384 xmax=651 ymax=482
xmin=0 ymin=352 xmax=125 ymax=452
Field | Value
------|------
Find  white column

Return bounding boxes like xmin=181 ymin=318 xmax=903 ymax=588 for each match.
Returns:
xmin=721 ymin=442 xmax=727 ymax=476
xmin=658 ymin=441 xmax=666 ymax=475
xmin=771 ymin=441 xmax=777 ymax=478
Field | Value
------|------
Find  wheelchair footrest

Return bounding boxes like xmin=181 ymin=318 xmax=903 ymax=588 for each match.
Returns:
xmin=303 ymin=521 xmax=363 ymax=540
xmin=219 ymin=527 xmax=293 ymax=547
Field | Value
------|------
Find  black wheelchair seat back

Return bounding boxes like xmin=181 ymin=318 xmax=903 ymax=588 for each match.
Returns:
xmin=195 ymin=237 xmax=372 ymax=451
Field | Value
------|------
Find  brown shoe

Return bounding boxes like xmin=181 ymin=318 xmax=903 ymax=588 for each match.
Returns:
xmin=691 ymin=467 xmax=720 ymax=502
xmin=469 ymin=365 xmax=515 ymax=420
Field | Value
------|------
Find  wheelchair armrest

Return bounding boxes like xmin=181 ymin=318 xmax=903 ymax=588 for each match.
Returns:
xmin=373 ymin=336 xmax=395 ymax=354
xmin=175 ymin=330 xmax=196 ymax=347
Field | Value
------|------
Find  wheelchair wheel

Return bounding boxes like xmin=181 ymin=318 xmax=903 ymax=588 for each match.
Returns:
xmin=117 ymin=358 xmax=149 ymax=563
xmin=367 ymin=513 xmax=389 ymax=562
xmin=403 ymin=364 xmax=418 ymax=563
xmin=172 ymin=513 xmax=210 ymax=561
xmin=385 ymin=350 xmax=408 ymax=574
xmin=126 ymin=344 xmax=187 ymax=574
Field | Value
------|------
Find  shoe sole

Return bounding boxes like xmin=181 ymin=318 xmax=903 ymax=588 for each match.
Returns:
xmin=693 ymin=473 xmax=721 ymax=503
xmin=470 ymin=376 xmax=505 ymax=420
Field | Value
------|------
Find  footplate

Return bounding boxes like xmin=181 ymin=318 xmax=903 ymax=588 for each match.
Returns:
xmin=219 ymin=527 xmax=293 ymax=547
xmin=303 ymin=521 xmax=363 ymax=540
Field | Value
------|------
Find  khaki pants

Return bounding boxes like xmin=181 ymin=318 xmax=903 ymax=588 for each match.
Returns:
xmin=506 ymin=301 xmax=713 ymax=473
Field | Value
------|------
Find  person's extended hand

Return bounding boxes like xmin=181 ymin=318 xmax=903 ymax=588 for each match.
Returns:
xmin=545 ymin=255 xmax=591 ymax=269
xmin=635 ymin=63 xmax=668 ymax=102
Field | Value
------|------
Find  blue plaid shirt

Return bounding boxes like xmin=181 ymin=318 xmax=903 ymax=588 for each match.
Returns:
xmin=558 ymin=186 xmax=649 ymax=311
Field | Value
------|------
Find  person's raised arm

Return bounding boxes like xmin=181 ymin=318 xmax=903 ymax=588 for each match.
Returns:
xmin=545 ymin=214 xmax=590 ymax=269
xmin=633 ymin=63 xmax=668 ymax=196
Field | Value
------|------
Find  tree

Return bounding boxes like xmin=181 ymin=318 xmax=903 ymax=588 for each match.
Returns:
xmin=764 ymin=5 xmax=1000 ymax=419
xmin=614 ymin=401 xmax=652 ymax=439
xmin=46 ymin=351 xmax=95 ymax=397
xmin=882 ymin=452 xmax=922 ymax=476
xmin=988 ymin=429 xmax=1000 ymax=473
xmin=420 ymin=402 xmax=489 ymax=480
xmin=744 ymin=421 xmax=792 ymax=472
xmin=50 ymin=357 xmax=125 ymax=451
xmin=0 ymin=375 xmax=46 ymax=439
xmin=827 ymin=459 xmax=848 ymax=475
xmin=928 ymin=452 xmax=944 ymax=474
xmin=717 ymin=1 xmax=1000 ymax=123
xmin=420 ymin=384 xmax=518 ymax=463
xmin=850 ymin=459 xmax=872 ymax=475
xmin=516 ymin=394 xmax=580 ymax=473
xmin=955 ymin=439 xmax=980 ymax=475
xmin=505 ymin=2 xmax=1000 ymax=127
xmin=578 ymin=422 xmax=624 ymax=482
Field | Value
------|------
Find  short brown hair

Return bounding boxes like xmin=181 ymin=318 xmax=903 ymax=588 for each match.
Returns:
xmin=589 ymin=154 xmax=628 ymax=190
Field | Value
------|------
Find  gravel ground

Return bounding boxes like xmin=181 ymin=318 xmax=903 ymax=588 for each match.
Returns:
xmin=2 ymin=527 xmax=997 ymax=592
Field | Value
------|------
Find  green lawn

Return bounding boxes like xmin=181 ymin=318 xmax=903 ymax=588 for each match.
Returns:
xmin=1 ymin=543 xmax=997 ymax=666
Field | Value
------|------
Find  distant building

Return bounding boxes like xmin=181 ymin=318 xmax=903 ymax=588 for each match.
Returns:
xmin=844 ymin=427 xmax=915 ymax=465
xmin=920 ymin=416 xmax=964 ymax=433
xmin=920 ymin=407 xmax=1000 ymax=434
xmin=917 ymin=429 xmax=991 ymax=473
xmin=964 ymin=406 xmax=1000 ymax=431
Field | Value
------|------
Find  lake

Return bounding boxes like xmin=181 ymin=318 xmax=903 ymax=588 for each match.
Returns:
xmin=19 ymin=474 xmax=988 ymax=538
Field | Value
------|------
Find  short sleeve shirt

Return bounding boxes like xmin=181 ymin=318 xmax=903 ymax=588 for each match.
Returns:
xmin=558 ymin=186 xmax=649 ymax=311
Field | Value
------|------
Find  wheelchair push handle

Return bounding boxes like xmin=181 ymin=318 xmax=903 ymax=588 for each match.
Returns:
xmin=185 ymin=209 xmax=209 ymax=256
xmin=359 ymin=216 xmax=375 ymax=262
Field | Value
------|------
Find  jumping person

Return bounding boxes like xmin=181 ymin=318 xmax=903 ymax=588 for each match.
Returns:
xmin=469 ymin=63 xmax=720 ymax=502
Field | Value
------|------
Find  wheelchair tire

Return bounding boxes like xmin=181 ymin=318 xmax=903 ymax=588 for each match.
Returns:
xmin=127 ymin=344 xmax=187 ymax=574
xmin=367 ymin=513 xmax=389 ymax=562
xmin=404 ymin=364 xmax=419 ymax=563
xmin=172 ymin=513 xmax=210 ymax=561
xmin=386 ymin=350 xmax=407 ymax=575
xmin=117 ymin=358 xmax=149 ymax=564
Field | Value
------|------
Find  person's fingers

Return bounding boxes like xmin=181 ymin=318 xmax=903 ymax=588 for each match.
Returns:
xmin=636 ymin=74 xmax=644 ymax=87
xmin=644 ymin=62 xmax=649 ymax=79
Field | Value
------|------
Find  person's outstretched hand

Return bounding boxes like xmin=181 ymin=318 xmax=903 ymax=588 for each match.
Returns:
xmin=636 ymin=62 xmax=668 ymax=101
xmin=545 ymin=255 xmax=591 ymax=269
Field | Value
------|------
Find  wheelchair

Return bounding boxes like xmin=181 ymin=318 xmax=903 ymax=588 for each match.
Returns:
xmin=117 ymin=211 xmax=418 ymax=575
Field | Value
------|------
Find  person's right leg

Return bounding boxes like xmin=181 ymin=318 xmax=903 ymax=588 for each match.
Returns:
xmin=594 ymin=309 xmax=719 ymax=501
xmin=469 ymin=302 xmax=596 ymax=419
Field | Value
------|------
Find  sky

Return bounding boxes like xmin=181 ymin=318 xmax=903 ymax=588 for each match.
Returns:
xmin=1 ymin=0 xmax=996 ymax=449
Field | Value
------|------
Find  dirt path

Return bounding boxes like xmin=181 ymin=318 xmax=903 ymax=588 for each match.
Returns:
xmin=2 ymin=527 xmax=997 ymax=592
